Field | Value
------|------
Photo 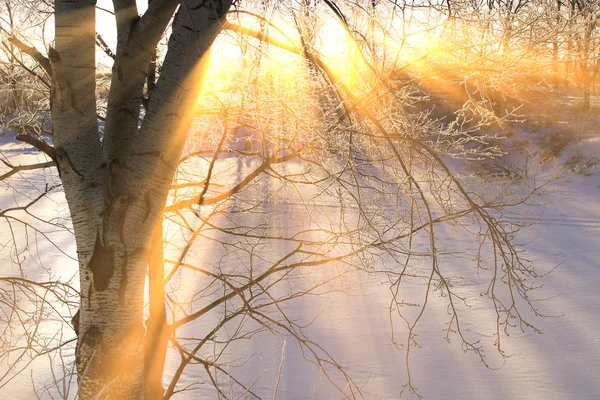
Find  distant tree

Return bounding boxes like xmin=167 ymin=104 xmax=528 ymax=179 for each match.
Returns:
xmin=566 ymin=0 xmax=600 ymax=110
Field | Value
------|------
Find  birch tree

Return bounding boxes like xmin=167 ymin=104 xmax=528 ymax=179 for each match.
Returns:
xmin=50 ymin=0 xmax=232 ymax=398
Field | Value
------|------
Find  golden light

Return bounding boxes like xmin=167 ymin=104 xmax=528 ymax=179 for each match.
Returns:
xmin=316 ymin=16 xmax=372 ymax=95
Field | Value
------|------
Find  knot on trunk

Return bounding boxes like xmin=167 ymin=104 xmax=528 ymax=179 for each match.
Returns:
xmin=88 ymin=232 xmax=115 ymax=291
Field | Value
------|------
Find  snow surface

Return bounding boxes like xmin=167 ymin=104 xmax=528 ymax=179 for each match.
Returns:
xmin=1 ymin=122 xmax=599 ymax=399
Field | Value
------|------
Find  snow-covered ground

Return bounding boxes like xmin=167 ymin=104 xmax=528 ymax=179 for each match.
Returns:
xmin=163 ymin=171 xmax=600 ymax=399
xmin=1 ymin=117 xmax=599 ymax=399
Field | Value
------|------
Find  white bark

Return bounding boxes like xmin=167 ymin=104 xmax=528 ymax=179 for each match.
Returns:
xmin=52 ymin=0 xmax=232 ymax=398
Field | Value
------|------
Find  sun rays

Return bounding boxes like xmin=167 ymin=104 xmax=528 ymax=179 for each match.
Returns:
xmin=3 ymin=1 xmax=591 ymax=397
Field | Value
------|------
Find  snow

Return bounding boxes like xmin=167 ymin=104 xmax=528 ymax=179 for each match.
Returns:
xmin=1 ymin=115 xmax=599 ymax=399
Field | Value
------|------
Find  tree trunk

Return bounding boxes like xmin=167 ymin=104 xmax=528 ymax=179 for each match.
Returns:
xmin=552 ymin=41 xmax=560 ymax=88
xmin=583 ymin=83 xmax=591 ymax=111
xmin=552 ymin=1 xmax=562 ymax=88
xmin=52 ymin=0 xmax=232 ymax=398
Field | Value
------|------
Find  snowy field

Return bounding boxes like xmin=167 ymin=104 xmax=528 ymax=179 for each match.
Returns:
xmin=1 ymin=121 xmax=599 ymax=399
xmin=162 ymin=162 xmax=600 ymax=399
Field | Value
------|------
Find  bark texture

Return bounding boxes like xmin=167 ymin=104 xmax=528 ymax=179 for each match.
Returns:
xmin=52 ymin=0 xmax=232 ymax=398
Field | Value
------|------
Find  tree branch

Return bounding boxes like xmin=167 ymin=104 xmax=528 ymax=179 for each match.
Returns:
xmin=15 ymin=135 xmax=57 ymax=159
xmin=0 ymin=160 xmax=55 ymax=180
xmin=5 ymin=35 xmax=52 ymax=78
xmin=95 ymin=33 xmax=115 ymax=59
xmin=128 ymin=0 xmax=179 ymax=52
xmin=0 ymin=41 xmax=51 ymax=88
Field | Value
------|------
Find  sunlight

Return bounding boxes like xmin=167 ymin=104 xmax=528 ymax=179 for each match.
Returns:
xmin=5 ymin=1 xmax=600 ymax=398
xmin=199 ymin=35 xmax=243 ymax=95
xmin=316 ymin=16 xmax=371 ymax=94
xmin=197 ymin=11 xmax=382 ymax=114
